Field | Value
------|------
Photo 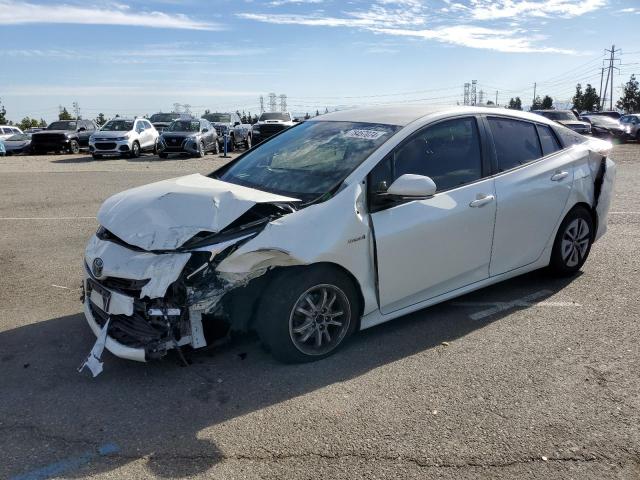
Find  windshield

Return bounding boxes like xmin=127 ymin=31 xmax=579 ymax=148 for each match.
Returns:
xmin=538 ymin=111 xmax=578 ymax=121
xmin=101 ymin=120 xmax=134 ymax=131
xmin=47 ymin=121 xmax=77 ymax=130
xmin=203 ymin=113 xmax=231 ymax=123
xmin=216 ymin=121 xmax=400 ymax=202
xmin=150 ymin=113 xmax=180 ymax=123
xmin=587 ymin=116 xmax=620 ymax=127
xmin=260 ymin=112 xmax=291 ymax=121
xmin=167 ymin=120 xmax=200 ymax=132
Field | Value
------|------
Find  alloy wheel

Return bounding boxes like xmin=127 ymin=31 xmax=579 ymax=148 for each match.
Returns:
xmin=289 ymin=284 xmax=351 ymax=356
xmin=561 ymin=218 xmax=590 ymax=267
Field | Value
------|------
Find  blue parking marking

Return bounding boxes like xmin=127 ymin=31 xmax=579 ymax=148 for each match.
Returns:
xmin=10 ymin=443 xmax=120 ymax=480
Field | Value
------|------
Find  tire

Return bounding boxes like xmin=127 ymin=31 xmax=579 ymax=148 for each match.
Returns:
xmin=92 ymin=154 xmax=103 ymax=160
xmin=256 ymin=265 xmax=360 ymax=363
xmin=636 ymin=131 xmax=640 ymax=142
xmin=153 ymin=139 xmax=159 ymax=154
xmin=245 ymin=134 xmax=252 ymax=149
xmin=226 ymin=136 xmax=235 ymax=152
xmin=548 ymin=206 xmax=594 ymax=277
xmin=212 ymin=140 xmax=219 ymax=155
xmin=69 ymin=140 xmax=80 ymax=154
xmin=158 ymin=152 xmax=168 ymax=159
xmin=129 ymin=141 xmax=140 ymax=158
xmin=197 ymin=141 xmax=206 ymax=158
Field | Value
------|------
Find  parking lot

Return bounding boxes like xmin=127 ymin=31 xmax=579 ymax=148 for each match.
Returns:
xmin=1 ymin=145 xmax=639 ymax=479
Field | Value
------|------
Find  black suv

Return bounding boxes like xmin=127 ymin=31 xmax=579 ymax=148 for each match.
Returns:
xmin=31 ymin=119 xmax=97 ymax=154
xmin=158 ymin=118 xmax=219 ymax=158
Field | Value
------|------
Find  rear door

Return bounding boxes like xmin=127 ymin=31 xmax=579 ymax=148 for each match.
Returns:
xmin=370 ymin=116 xmax=497 ymax=313
xmin=487 ymin=117 xmax=573 ymax=276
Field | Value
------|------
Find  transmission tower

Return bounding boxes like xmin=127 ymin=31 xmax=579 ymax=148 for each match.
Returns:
xmin=72 ymin=101 xmax=80 ymax=119
xmin=259 ymin=95 xmax=265 ymax=114
xmin=268 ymin=93 xmax=277 ymax=112
xmin=600 ymin=45 xmax=621 ymax=111
xmin=471 ymin=80 xmax=477 ymax=106
xmin=463 ymin=83 xmax=470 ymax=106
xmin=183 ymin=104 xmax=191 ymax=114
xmin=173 ymin=103 xmax=182 ymax=113
xmin=279 ymin=94 xmax=287 ymax=112
xmin=479 ymin=90 xmax=485 ymax=105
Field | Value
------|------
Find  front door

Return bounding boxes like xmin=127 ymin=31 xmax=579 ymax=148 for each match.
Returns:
xmin=369 ymin=116 xmax=496 ymax=314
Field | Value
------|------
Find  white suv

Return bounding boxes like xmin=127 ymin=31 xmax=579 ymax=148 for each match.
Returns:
xmin=89 ymin=118 xmax=159 ymax=159
xmin=0 ymin=125 xmax=23 ymax=140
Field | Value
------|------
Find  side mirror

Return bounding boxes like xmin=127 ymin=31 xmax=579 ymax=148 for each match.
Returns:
xmin=386 ymin=174 xmax=437 ymax=198
xmin=78 ymin=127 xmax=86 ymax=132
xmin=202 ymin=128 xmax=209 ymax=133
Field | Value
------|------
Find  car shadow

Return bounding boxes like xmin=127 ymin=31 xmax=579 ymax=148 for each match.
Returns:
xmin=0 ymin=270 xmax=578 ymax=479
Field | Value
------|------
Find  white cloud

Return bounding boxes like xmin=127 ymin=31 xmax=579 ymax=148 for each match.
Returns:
xmin=238 ymin=0 xmax=607 ymax=53
xmin=269 ymin=0 xmax=324 ymax=6
xmin=466 ymin=0 xmax=607 ymax=21
xmin=2 ymin=85 xmax=261 ymax=97
xmin=0 ymin=1 xmax=221 ymax=30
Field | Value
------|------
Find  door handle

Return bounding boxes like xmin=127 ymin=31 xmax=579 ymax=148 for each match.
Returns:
xmin=469 ymin=194 xmax=495 ymax=208
xmin=551 ymin=171 xmax=569 ymax=181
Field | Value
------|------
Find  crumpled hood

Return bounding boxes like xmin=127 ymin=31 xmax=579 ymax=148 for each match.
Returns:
xmin=97 ymin=174 xmax=299 ymax=251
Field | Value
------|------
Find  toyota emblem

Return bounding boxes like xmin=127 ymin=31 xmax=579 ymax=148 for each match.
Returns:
xmin=92 ymin=257 xmax=104 ymax=277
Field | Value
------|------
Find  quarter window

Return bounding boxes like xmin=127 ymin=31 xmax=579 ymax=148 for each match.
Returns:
xmin=536 ymin=124 xmax=561 ymax=156
xmin=488 ymin=117 xmax=542 ymax=171
xmin=391 ymin=117 xmax=483 ymax=192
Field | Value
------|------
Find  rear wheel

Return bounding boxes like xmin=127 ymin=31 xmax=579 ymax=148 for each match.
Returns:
xmin=256 ymin=266 xmax=359 ymax=363
xmin=549 ymin=206 xmax=594 ymax=277
xmin=69 ymin=140 xmax=80 ymax=154
xmin=212 ymin=140 xmax=219 ymax=155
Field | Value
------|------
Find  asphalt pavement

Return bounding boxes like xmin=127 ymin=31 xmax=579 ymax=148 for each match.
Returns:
xmin=1 ymin=146 xmax=639 ymax=479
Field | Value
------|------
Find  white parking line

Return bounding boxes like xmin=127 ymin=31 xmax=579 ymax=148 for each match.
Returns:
xmin=0 ymin=216 xmax=96 ymax=220
xmin=609 ymin=211 xmax=640 ymax=214
xmin=451 ymin=290 xmax=581 ymax=321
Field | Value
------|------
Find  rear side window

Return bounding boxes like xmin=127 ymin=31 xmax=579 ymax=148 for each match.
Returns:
xmin=536 ymin=124 xmax=561 ymax=156
xmin=488 ymin=117 xmax=542 ymax=172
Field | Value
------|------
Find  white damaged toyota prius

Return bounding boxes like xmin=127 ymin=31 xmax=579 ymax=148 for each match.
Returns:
xmin=80 ymin=105 xmax=616 ymax=376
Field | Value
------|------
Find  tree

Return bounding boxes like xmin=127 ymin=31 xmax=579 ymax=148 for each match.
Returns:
xmin=38 ymin=118 xmax=47 ymax=127
xmin=18 ymin=117 xmax=40 ymax=131
xmin=541 ymin=95 xmax=553 ymax=109
xmin=315 ymin=109 xmax=320 ymax=117
xmin=507 ymin=97 xmax=522 ymax=110
xmin=324 ymin=107 xmax=329 ymax=114
xmin=58 ymin=107 xmax=73 ymax=120
xmin=304 ymin=112 xmax=311 ymax=119
xmin=617 ymin=74 xmax=640 ymax=113
xmin=204 ymin=109 xmax=211 ymax=115
xmin=486 ymin=100 xmax=495 ymax=106
xmin=531 ymin=96 xmax=543 ymax=110
xmin=582 ymin=84 xmax=600 ymax=112
xmin=0 ymin=100 xmax=7 ymax=124
xmin=572 ymin=84 xmax=584 ymax=111
xmin=95 ymin=113 xmax=106 ymax=127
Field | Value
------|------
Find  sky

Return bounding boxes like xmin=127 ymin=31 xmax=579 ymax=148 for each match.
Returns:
xmin=0 ymin=0 xmax=639 ymax=122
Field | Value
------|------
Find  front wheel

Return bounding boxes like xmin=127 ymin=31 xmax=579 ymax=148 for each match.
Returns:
xmin=158 ymin=152 xmax=168 ymax=159
xmin=549 ymin=206 xmax=594 ymax=277
xmin=256 ymin=266 xmax=359 ymax=363
xmin=129 ymin=141 xmax=140 ymax=158
xmin=69 ymin=140 xmax=80 ymax=154
xmin=245 ymin=135 xmax=252 ymax=149
xmin=197 ymin=141 xmax=206 ymax=158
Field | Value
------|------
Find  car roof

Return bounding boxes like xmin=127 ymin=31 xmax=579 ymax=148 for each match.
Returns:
xmin=310 ymin=105 xmax=559 ymax=127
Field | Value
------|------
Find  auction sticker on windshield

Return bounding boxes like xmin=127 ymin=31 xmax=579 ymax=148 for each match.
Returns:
xmin=344 ymin=129 xmax=388 ymax=140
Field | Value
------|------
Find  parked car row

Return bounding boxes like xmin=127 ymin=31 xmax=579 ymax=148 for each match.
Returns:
xmin=531 ymin=109 xmax=639 ymax=142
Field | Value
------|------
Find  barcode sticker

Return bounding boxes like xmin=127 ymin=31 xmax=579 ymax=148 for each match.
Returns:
xmin=344 ymin=129 xmax=388 ymax=140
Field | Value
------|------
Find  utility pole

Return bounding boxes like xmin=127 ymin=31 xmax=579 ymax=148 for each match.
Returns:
xmin=495 ymin=90 xmax=499 ymax=106
xmin=259 ymin=95 xmax=265 ymax=114
xmin=463 ymin=83 xmax=470 ymax=106
xmin=279 ymin=94 xmax=287 ymax=112
xmin=479 ymin=89 xmax=485 ymax=105
xmin=532 ymin=82 xmax=537 ymax=106
xmin=598 ymin=67 xmax=605 ymax=110
xmin=72 ymin=101 xmax=80 ymax=119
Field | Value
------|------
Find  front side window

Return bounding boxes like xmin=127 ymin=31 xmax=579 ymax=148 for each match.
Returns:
xmin=102 ymin=120 xmax=134 ymax=132
xmin=216 ymin=121 xmax=400 ymax=202
xmin=537 ymin=124 xmax=562 ymax=156
xmin=488 ymin=117 xmax=542 ymax=172
xmin=259 ymin=112 xmax=291 ymax=122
